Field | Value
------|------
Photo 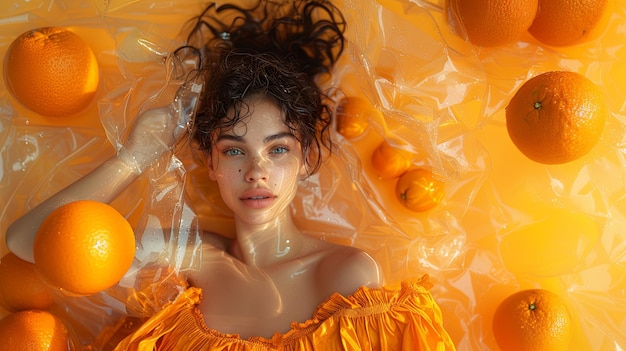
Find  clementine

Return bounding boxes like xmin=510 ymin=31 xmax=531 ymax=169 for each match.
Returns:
xmin=0 ymin=252 xmax=55 ymax=312
xmin=33 ymin=200 xmax=136 ymax=295
xmin=335 ymin=96 xmax=374 ymax=139
xmin=396 ymin=168 xmax=444 ymax=212
xmin=449 ymin=0 xmax=538 ymax=47
xmin=493 ymin=289 xmax=572 ymax=351
xmin=529 ymin=0 xmax=611 ymax=46
xmin=0 ymin=310 xmax=72 ymax=351
xmin=371 ymin=140 xmax=413 ymax=179
xmin=4 ymin=27 xmax=99 ymax=117
xmin=505 ymin=71 xmax=607 ymax=164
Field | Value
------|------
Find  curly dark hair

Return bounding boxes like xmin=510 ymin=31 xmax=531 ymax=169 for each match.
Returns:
xmin=176 ymin=0 xmax=346 ymax=174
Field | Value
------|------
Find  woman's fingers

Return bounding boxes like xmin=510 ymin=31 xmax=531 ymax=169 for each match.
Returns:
xmin=119 ymin=81 xmax=203 ymax=174
xmin=171 ymin=80 xmax=203 ymax=140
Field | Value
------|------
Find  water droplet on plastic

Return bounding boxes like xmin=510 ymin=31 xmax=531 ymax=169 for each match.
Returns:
xmin=12 ymin=160 xmax=26 ymax=172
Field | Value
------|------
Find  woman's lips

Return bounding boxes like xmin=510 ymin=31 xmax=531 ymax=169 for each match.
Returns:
xmin=240 ymin=188 xmax=276 ymax=209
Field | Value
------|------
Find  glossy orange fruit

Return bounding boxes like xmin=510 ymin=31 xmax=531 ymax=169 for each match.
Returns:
xmin=371 ymin=140 xmax=413 ymax=179
xmin=0 ymin=252 xmax=55 ymax=312
xmin=505 ymin=71 xmax=607 ymax=164
xmin=33 ymin=200 xmax=136 ymax=295
xmin=396 ymin=169 xmax=444 ymax=212
xmin=4 ymin=27 xmax=99 ymax=117
xmin=529 ymin=0 xmax=611 ymax=46
xmin=493 ymin=289 xmax=572 ymax=351
xmin=0 ymin=310 xmax=72 ymax=351
xmin=449 ymin=0 xmax=539 ymax=47
xmin=335 ymin=96 xmax=375 ymax=139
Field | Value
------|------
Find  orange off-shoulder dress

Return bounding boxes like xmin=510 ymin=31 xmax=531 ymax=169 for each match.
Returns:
xmin=113 ymin=276 xmax=456 ymax=351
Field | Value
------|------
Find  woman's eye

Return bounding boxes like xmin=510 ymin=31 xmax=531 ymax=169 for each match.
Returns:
xmin=223 ymin=148 xmax=243 ymax=156
xmin=270 ymin=146 xmax=289 ymax=154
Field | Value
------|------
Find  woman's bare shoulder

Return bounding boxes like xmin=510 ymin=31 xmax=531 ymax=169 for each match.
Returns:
xmin=316 ymin=243 xmax=383 ymax=297
xmin=200 ymin=231 xmax=232 ymax=251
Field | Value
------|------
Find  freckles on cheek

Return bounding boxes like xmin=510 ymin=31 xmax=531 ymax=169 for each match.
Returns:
xmin=272 ymin=167 xmax=297 ymax=194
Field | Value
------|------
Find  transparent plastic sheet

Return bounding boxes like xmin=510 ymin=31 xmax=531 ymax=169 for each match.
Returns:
xmin=0 ymin=0 xmax=205 ymax=347
xmin=0 ymin=1 xmax=624 ymax=351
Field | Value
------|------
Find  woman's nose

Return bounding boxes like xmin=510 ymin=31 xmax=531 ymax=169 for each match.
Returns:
xmin=245 ymin=155 xmax=268 ymax=182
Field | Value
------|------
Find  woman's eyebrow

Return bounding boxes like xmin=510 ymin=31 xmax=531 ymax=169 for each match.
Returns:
xmin=216 ymin=131 xmax=295 ymax=144
xmin=264 ymin=132 xmax=296 ymax=143
xmin=216 ymin=134 xmax=244 ymax=143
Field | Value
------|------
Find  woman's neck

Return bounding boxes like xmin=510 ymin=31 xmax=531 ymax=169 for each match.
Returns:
xmin=232 ymin=211 xmax=304 ymax=267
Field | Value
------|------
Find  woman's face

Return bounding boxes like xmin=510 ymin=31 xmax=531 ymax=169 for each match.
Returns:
xmin=208 ymin=96 xmax=306 ymax=226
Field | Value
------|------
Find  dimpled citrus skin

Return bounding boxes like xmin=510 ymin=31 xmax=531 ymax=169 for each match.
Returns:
xmin=529 ymin=0 xmax=611 ymax=46
xmin=505 ymin=71 xmax=607 ymax=164
xmin=335 ymin=96 xmax=372 ymax=139
xmin=4 ymin=26 xmax=99 ymax=117
xmin=450 ymin=0 xmax=538 ymax=47
xmin=493 ymin=289 xmax=573 ymax=351
xmin=33 ymin=200 xmax=135 ymax=295
xmin=0 ymin=252 xmax=55 ymax=312
xmin=0 ymin=310 xmax=72 ymax=351
xmin=371 ymin=140 xmax=413 ymax=179
xmin=396 ymin=168 xmax=445 ymax=212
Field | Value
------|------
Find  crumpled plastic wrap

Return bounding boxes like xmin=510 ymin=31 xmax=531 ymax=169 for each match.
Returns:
xmin=1 ymin=0 xmax=625 ymax=350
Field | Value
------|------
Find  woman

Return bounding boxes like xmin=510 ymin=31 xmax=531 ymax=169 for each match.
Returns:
xmin=6 ymin=0 xmax=455 ymax=349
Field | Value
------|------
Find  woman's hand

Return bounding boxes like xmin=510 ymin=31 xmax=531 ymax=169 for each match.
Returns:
xmin=120 ymin=82 xmax=202 ymax=174
xmin=6 ymin=81 xmax=202 ymax=263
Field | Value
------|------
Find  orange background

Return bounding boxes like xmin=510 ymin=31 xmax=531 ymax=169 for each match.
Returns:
xmin=1 ymin=0 xmax=625 ymax=350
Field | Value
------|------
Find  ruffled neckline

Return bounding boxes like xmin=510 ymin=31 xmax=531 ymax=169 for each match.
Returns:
xmin=191 ymin=275 xmax=434 ymax=347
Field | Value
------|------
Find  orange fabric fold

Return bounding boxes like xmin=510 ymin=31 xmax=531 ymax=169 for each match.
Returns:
xmin=114 ymin=276 xmax=456 ymax=350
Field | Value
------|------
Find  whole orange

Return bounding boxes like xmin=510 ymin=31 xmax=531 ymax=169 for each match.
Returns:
xmin=505 ymin=71 xmax=607 ymax=164
xmin=529 ymin=0 xmax=611 ymax=46
xmin=0 ymin=252 xmax=55 ymax=312
xmin=33 ymin=200 xmax=135 ymax=295
xmin=0 ymin=310 xmax=72 ymax=351
xmin=396 ymin=168 xmax=445 ymax=212
xmin=493 ymin=289 xmax=572 ymax=351
xmin=449 ymin=0 xmax=538 ymax=47
xmin=335 ymin=96 xmax=374 ymax=139
xmin=371 ymin=140 xmax=413 ymax=179
xmin=4 ymin=27 xmax=99 ymax=117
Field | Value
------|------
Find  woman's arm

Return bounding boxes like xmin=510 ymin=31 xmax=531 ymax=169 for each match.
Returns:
xmin=6 ymin=154 xmax=139 ymax=263
xmin=6 ymin=82 xmax=201 ymax=263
